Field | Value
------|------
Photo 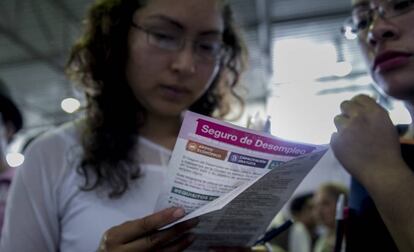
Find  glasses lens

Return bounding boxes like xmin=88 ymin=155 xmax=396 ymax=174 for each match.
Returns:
xmin=196 ymin=41 xmax=224 ymax=61
xmin=147 ymin=31 xmax=181 ymax=51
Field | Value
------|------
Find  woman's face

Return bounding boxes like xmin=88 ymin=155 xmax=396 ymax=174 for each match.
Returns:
xmin=353 ymin=0 xmax=414 ymax=100
xmin=126 ymin=0 xmax=224 ymax=118
xmin=313 ymin=190 xmax=336 ymax=230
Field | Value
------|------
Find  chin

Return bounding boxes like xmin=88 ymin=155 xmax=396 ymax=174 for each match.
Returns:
xmin=153 ymin=104 xmax=188 ymax=117
xmin=386 ymin=92 xmax=414 ymax=101
xmin=381 ymin=85 xmax=414 ymax=100
xmin=377 ymin=79 xmax=414 ymax=100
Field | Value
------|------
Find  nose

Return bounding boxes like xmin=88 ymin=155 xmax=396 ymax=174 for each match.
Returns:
xmin=171 ymin=43 xmax=196 ymax=75
xmin=367 ymin=16 xmax=399 ymax=46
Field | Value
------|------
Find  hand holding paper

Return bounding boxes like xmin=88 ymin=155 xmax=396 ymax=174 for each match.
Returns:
xmin=155 ymin=112 xmax=328 ymax=251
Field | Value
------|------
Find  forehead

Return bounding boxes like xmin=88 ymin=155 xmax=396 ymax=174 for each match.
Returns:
xmin=135 ymin=0 xmax=224 ymax=31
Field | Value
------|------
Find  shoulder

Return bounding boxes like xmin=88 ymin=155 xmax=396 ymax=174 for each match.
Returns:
xmin=26 ymin=120 xmax=83 ymax=152
xmin=25 ymin=120 xmax=84 ymax=159
xmin=18 ymin=120 xmax=84 ymax=181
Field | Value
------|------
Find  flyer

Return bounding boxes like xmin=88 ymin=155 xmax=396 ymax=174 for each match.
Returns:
xmin=155 ymin=111 xmax=328 ymax=250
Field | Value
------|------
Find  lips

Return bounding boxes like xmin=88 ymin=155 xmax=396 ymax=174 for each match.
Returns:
xmin=159 ymin=84 xmax=191 ymax=100
xmin=373 ymin=51 xmax=413 ymax=72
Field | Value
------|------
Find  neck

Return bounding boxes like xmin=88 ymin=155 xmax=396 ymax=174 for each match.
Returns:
xmin=139 ymin=113 xmax=182 ymax=150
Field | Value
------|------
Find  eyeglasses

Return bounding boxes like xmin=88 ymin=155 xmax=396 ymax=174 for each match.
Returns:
xmin=131 ymin=23 xmax=226 ymax=63
xmin=342 ymin=0 xmax=414 ymax=37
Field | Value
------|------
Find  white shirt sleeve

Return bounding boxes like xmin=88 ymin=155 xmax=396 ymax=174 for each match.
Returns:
xmin=1 ymin=124 xmax=169 ymax=252
xmin=0 ymin=136 xmax=60 ymax=252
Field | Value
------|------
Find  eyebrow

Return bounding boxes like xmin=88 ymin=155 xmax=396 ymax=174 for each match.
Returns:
xmin=145 ymin=15 xmax=223 ymax=36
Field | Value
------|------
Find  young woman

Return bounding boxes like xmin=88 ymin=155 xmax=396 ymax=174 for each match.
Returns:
xmin=332 ymin=0 xmax=414 ymax=251
xmin=0 ymin=0 xmax=247 ymax=251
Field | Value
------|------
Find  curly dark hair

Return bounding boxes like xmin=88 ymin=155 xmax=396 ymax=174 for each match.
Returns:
xmin=66 ymin=0 xmax=248 ymax=198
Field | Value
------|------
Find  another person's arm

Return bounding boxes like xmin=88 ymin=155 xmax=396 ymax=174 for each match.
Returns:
xmin=331 ymin=94 xmax=414 ymax=252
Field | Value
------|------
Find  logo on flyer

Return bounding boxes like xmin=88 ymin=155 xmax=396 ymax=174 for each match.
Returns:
xmin=228 ymin=152 xmax=268 ymax=168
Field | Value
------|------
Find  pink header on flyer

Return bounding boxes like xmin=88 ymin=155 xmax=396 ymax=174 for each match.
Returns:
xmin=194 ymin=118 xmax=316 ymax=157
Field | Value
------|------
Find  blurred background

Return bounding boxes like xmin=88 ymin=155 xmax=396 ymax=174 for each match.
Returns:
xmin=0 ymin=0 xmax=411 ymax=184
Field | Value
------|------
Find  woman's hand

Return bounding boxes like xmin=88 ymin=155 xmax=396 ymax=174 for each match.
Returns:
xmin=97 ymin=207 xmax=198 ymax=252
xmin=330 ymin=95 xmax=403 ymax=183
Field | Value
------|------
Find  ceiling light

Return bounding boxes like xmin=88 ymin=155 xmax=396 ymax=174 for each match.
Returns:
xmin=61 ymin=98 xmax=81 ymax=114
xmin=6 ymin=153 xmax=25 ymax=167
xmin=343 ymin=27 xmax=357 ymax=40
xmin=334 ymin=61 xmax=353 ymax=77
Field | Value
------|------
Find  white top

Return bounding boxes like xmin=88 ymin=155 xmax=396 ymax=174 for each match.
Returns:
xmin=0 ymin=121 xmax=172 ymax=252
xmin=288 ymin=222 xmax=312 ymax=252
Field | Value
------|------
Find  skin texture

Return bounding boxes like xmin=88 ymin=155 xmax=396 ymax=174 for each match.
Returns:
xmin=125 ymin=0 xmax=222 ymax=119
xmin=352 ymin=0 xmax=414 ymax=101
xmin=127 ymin=0 xmax=223 ymax=150
xmin=97 ymin=207 xmax=198 ymax=252
xmin=331 ymin=1 xmax=414 ymax=251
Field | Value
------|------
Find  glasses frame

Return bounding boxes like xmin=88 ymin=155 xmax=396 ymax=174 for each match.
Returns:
xmin=130 ymin=22 xmax=227 ymax=63
xmin=341 ymin=0 xmax=414 ymax=38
